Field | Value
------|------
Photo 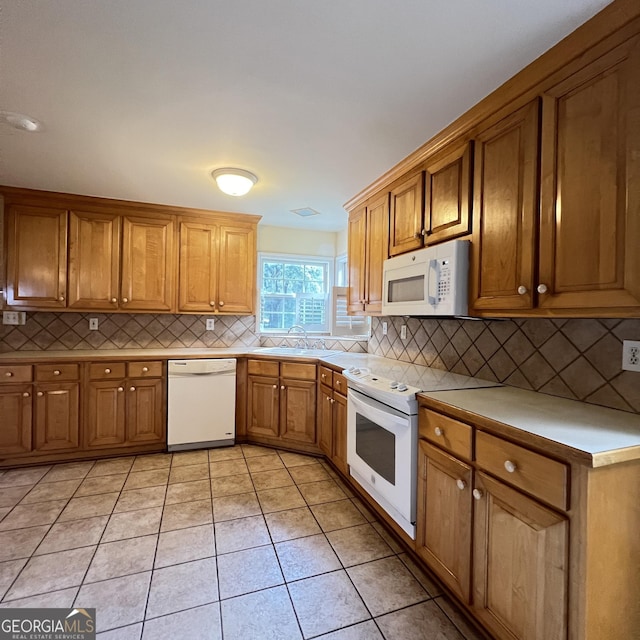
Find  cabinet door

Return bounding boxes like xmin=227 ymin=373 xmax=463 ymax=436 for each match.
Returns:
xmin=6 ymin=205 xmax=68 ymax=308
xmin=33 ymin=383 xmax=80 ymax=451
xmin=473 ymin=472 xmax=568 ymax=640
xmin=317 ymin=387 xmax=334 ymax=456
xmin=0 ymin=385 xmax=32 ymax=455
xmin=364 ymin=193 xmax=390 ymax=313
xmin=389 ymin=172 xmax=424 ymax=256
xmin=280 ymin=378 xmax=316 ymax=445
xmin=539 ymin=36 xmax=640 ymax=311
xmin=332 ymin=392 xmax=348 ymax=475
xmin=178 ymin=221 xmax=218 ymax=313
xmin=86 ymin=380 xmax=126 ymax=448
xmin=347 ymin=207 xmax=366 ymax=313
xmin=424 ymin=141 xmax=472 ymax=245
xmin=247 ymin=375 xmax=280 ymax=439
xmin=126 ymin=378 xmax=164 ymax=444
xmin=471 ymin=101 xmax=540 ymax=312
xmin=416 ymin=441 xmax=472 ymax=603
xmin=121 ymin=215 xmax=175 ymax=311
xmin=217 ymin=224 xmax=256 ymax=314
xmin=68 ymin=210 xmax=121 ymax=309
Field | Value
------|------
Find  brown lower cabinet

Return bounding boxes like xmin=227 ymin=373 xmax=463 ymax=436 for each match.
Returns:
xmin=417 ymin=400 xmax=639 ymax=640
xmin=246 ymin=359 xmax=318 ymax=451
xmin=317 ymin=366 xmax=348 ymax=475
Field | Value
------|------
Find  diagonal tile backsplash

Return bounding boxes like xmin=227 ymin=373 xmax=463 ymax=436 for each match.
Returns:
xmin=369 ymin=317 xmax=640 ymax=414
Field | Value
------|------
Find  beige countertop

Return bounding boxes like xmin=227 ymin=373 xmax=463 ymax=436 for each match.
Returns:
xmin=419 ymin=386 xmax=640 ymax=467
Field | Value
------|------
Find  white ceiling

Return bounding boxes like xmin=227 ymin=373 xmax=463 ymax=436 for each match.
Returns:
xmin=1 ymin=0 xmax=611 ymax=231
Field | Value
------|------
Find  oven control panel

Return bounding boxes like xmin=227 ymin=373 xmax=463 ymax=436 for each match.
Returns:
xmin=342 ymin=367 xmax=421 ymax=413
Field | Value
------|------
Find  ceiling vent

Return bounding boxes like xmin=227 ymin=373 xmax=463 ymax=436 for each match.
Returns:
xmin=291 ymin=207 xmax=321 ymax=217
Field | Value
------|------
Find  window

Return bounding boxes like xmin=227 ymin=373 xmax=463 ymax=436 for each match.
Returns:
xmin=258 ymin=254 xmax=331 ymax=333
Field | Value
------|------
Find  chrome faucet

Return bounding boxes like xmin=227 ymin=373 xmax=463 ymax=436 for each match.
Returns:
xmin=287 ymin=325 xmax=309 ymax=349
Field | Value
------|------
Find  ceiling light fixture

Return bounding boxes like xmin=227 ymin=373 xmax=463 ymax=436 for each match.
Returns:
xmin=291 ymin=207 xmax=321 ymax=217
xmin=1 ymin=111 xmax=43 ymax=132
xmin=211 ymin=168 xmax=258 ymax=197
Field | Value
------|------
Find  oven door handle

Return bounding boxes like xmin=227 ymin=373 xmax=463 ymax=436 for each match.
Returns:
xmin=348 ymin=389 xmax=410 ymax=426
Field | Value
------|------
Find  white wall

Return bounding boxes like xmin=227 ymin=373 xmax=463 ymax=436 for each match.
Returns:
xmin=335 ymin=227 xmax=347 ymax=257
xmin=258 ymin=225 xmax=338 ymax=257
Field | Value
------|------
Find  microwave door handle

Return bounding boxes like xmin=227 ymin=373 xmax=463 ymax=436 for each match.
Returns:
xmin=427 ymin=259 xmax=439 ymax=306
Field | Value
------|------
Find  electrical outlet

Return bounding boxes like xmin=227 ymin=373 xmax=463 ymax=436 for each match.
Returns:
xmin=206 ymin=318 xmax=215 ymax=331
xmin=622 ymin=340 xmax=640 ymax=372
xmin=2 ymin=311 xmax=26 ymax=325
xmin=400 ymin=324 xmax=407 ymax=340
xmin=89 ymin=318 xmax=99 ymax=331
xmin=382 ymin=321 xmax=388 ymax=336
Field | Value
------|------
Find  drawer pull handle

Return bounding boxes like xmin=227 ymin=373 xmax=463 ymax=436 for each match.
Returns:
xmin=130 ymin=386 xmax=136 ymax=392
xmin=142 ymin=367 xmax=149 ymax=373
xmin=456 ymin=479 xmax=466 ymax=491
xmin=5 ymin=372 xmax=13 ymax=377
xmin=53 ymin=370 xmax=61 ymax=376
xmin=37 ymin=391 xmax=44 ymax=397
xmin=105 ymin=368 xmax=111 ymax=374
xmin=118 ymin=387 xmax=124 ymax=392
xmin=434 ymin=427 xmax=444 ymax=437
xmin=472 ymin=489 xmax=483 ymax=500
xmin=23 ymin=392 xmax=30 ymax=398
xmin=504 ymin=460 xmax=517 ymax=473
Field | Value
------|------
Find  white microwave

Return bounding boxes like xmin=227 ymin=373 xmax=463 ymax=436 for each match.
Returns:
xmin=382 ymin=239 xmax=469 ymax=316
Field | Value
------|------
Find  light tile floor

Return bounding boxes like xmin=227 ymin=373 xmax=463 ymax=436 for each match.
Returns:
xmin=0 ymin=445 xmax=484 ymax=640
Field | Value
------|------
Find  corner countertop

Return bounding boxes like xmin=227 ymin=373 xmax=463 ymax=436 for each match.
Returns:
xmin=419 ymin=386 xmax=640 ymax=467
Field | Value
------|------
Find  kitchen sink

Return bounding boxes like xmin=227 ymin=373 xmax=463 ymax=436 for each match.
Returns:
xmin=255 ymin=347 xmax=342 ymax=357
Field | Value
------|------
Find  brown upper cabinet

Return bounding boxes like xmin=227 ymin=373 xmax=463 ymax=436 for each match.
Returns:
xmin=67 ymin=211 xmax=175 ymax=311
xmin=6 ymin=205 xmax=68 ymax=308
xmin=347 ymin=192 xmax=389 ymax=314
xmin=178 ymin=219 xmax=257 ymax=314
xmin=2 ymin=188 xmax=261 ymax=314
xmin=388 ymin=141 xmax=472 ymax=257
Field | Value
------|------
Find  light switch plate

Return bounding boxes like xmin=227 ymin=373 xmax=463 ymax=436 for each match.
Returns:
xmin=206 ymin=318 xmax=215 ymax=331
xmin=2 ymin=311 xmax=26 ymax=325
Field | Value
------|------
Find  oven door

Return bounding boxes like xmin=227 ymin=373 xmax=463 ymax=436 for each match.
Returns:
xmin=347 ymin=388 xmax=417 ymax=538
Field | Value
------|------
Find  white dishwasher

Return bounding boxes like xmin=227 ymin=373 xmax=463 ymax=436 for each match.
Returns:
xmin=167 ymin=359 xmax=236 ymax=451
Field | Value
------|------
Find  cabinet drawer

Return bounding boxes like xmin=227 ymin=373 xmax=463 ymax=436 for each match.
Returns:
xmin=89 ymin=362 xmax=126 ymax=380
xmin=248 ymin=359 xmax=279 ymax=377
xmin=319 ymin=366 xmax=333 ymax=386
xmin=420 ymin=409 xmax=473 ymax=461
xmin=128 ymin=361 xmax=163 ymax=378
xmin=0 ymin=364 xmax=33 ymax=383
xmin=476 ymin=431 xmax=569 ymax=511
xmin=333 ymin=373 xmax=347 ymax=395
xmin=35 ymin=363 xmax=79 ymax=382
xmin=281 ymin=362 xmax=316 ymax=380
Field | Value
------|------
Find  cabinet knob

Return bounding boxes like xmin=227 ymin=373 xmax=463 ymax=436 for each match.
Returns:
xmin=504 ymin=460 xmax=517 ymax=473
xmin=517 ymin=285 xmax=528 ymax=295
xmin=105 ymin=368 xmax=111 ymax=374
xmin=537 ymin=284 xmax=548 ymax=294
xmin=59 ymin=295 xmax=65 ymax=301
xmin=434 ymin=427 xmax=444 ymax=437
xmin=5 ymin=372 xmax=13 ymax=377
xmin=280 ymin=385 xmax=285 ymax=390
xmin=326 ymin=396 xmax=331 ymax=402
xmin=111 ymin=298 xmax=117 ymax=303
xmin=142 ymin=367 xmax=149 ymax=373
xmin=118 ymin=387 xmax=124 ymax=392
xmin=122 ymin=297 xmax=129 ymax=303
xmin=456 ymin=479 xmax=466 ymax=491
xmin=37 ymin=391 xmax=44 ymax=397
xmin=219 ymin=301 xmax=225 ymax=307
xmin=472 ymin=489 xmax=483 ymax=500
xmin=330 ymin=398 xmax=335 ymax=404
xmin=53 ymin=370 xmax=61 ymax=376
xmin=210 ymin=301 xmax=215 ymax=306
xmin=272 ymin=384 xmax=278 ymax=389
xmin=23 ymin=392 xmax=30 ymax=398
xmin=321 ymin=373 xmax=326 ymax=379
xmin=130 ymin=386 xmax=136 ymax=392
